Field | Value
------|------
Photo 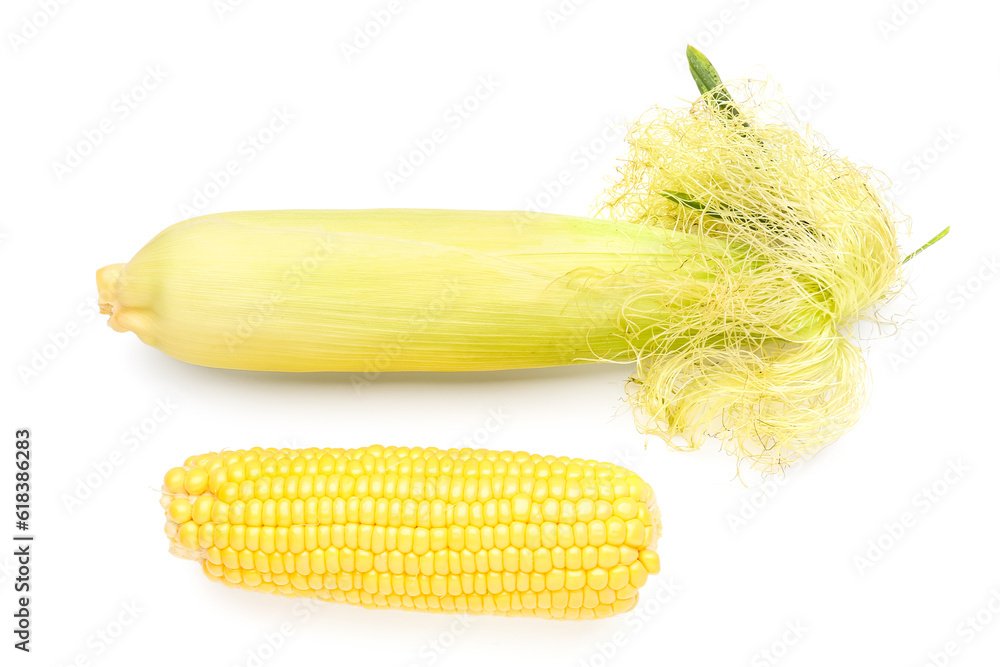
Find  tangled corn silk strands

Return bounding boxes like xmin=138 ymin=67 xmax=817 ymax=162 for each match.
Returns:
xmin=595 ymin=47 xmax=947 ymax=470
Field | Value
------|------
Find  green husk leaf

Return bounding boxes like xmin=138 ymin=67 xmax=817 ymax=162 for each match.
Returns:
xmin=903 ymin=226 xmax=950 ymax=264
xmin=686 ymin=45 xmax=745 ymax=125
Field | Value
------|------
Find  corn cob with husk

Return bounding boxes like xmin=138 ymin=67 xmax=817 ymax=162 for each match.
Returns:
xmin=100 ymin=49 xmax=945 ymax=468
xmin=161 ymin=445 xmax=661 ymax=619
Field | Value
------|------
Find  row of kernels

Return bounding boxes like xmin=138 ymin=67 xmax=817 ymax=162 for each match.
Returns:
xmin=279 ymin=539 xmax=616 ymax=575
xmin=204 ymin=556 xmax=649 ymax=604
xmin=201 ymin=472 xmax=635 ymax=506
xmin=183 ymin=447 xmax=615 ymax=479
xmin=181 ymin=446 xmax=637 ymax=479
xmin=205 ymin=564 xmax=638 ymax=617
xmin=180 ymin=516 xmax=651 ymax=558
xmin=200 ymin=572 xmax=636 ymax=618
xmin=168 ymin=449 xmax=648 ymax=500
xmin=179 ymin=494 xmax=653 ymax=544
xmin=190 ymin=520 xmax=645 ymax=571
xmin=181 ymin=520 xmax=649 ymax=561
xmin=199 ymin=542 xmax=650 ymax=588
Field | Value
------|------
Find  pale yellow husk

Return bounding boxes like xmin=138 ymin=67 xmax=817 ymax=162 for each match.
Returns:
xmin=97 ymin=209 xmax=733 ymax=371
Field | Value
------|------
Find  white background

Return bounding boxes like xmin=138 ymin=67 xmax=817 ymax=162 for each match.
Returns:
xmin=3 ymin=1 xmax=999 ymax=665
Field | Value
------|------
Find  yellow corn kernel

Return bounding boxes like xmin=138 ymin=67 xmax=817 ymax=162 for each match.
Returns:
xmin=619 ymin=546 xmax=639 ymax=565
xmin=533 ymin=548 xmax=552 ymax=574
xmin=184 ymin=469 xmax=208 ymax=495
xmin=213 ymin=523 xmax=231 ymax=549
xmin=624 ymin=519 xmax=646 ymax=547
xmin=628 ymin=561 xmax=648 ymax=588
xmin=597 ymin=545 xmax=619 ymax=569
xmin=162 ymin=445 xmax=661 ymax=619
xmin=565 ymin=570 xmax=586 ymax=591
xmin=197 ymin=524 xmax=214 ymax=549
xmin=164 ymin=467 xmax=187 ymax=494
xmin=638 ymin=550 xmax=660 ymax=575
xmin=608 ymin=565 xmax=630 ymax=590
xmin=178 ymin=521 xmax=199 ymax=550
xmin=309 ymin=549 xmax=326 ymax=575
xmin=168 ymin=498 xmax=192 ymax=523
xmin=615 ymin=583 xmax=638 ymax=600
xmin=613 ymin=497 xmax=638 ymax=520
xmin=259 ymin=528 xmax=275 ymax=554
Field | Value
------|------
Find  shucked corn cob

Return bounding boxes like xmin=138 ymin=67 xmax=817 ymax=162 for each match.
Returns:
xmin=162 ymin=445 xmax=661 ymax=619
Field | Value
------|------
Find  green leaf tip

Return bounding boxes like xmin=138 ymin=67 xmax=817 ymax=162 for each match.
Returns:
xmin=661 ymin=190 xmax=786 ymax=235
xmin=903 ymin=226 xmax=950 ymax=264
xmin=686 ymin=46 xmax=723 ymax=95
xmin=660 ymin=190 xmax=708 ymax=211
xmin=685 ymin=45 xmax=741 ymax=122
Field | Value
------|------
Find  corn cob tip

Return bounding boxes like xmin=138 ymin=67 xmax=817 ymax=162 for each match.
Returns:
xmin=97 ymin=262 xmax=157 ymax=344
xmin=97 ymin=263 xmax=124 ymax=318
